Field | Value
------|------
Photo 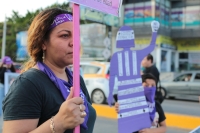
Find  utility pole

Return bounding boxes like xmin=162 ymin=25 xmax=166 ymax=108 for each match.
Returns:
xmin=1 ymin=15 xmax=7 ymax=59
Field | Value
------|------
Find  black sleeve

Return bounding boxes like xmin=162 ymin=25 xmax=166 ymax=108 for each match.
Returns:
xmin=0 ymin=67 xmax=6 ymax=84
xmin=80 ymin=76 xmax=92 ymax=104
xmin=156 ymin=102 xmax=166 ymax=123
xmin=2 ymin=76 xmax=43 ymax=120
xmin=152 ymin=66 xmax=160 ymax=82
xmin=143 ymin=67 xmax=150 ymax=74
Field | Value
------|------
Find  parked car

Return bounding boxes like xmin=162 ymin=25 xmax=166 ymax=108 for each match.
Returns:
xmin=161 ymin=71 xmax=200 ymax=101
xmin=80 ymin=61 xmax=110 ymax=104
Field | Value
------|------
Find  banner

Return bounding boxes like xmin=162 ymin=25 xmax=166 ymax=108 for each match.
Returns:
xmin=189 ymin=53 xmax=200 ymax=64
xmin=69 ymin=0 xmax=122 ymax=17
xmin=16 ymin=31 xmax=28 ymax=61
xmin=175 ymin=39 xmax=200 ymax=51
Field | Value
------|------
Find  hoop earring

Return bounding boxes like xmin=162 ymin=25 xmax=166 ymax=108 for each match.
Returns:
xmin=42 ymin=51 xmax=45 ymax=62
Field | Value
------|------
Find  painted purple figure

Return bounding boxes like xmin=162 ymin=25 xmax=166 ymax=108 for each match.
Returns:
xmin=107 ymin=21 xmax=160 ymax=133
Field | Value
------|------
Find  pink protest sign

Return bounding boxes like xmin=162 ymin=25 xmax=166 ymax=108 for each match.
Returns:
xmin=69 ymin=0 xmax=122 ymax=16
xmin=73 ymin=4 xmax=81 ymax=133
xmin=107 ymin=21 xmax=160 ymax=133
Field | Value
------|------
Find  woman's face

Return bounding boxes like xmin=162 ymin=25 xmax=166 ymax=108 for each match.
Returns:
xmin=44 ymin=21 xmax=73 ymax=68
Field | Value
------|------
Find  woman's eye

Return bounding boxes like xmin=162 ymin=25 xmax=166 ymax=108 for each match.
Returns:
xmin=61 ymin=34 xmax=69 ymax=38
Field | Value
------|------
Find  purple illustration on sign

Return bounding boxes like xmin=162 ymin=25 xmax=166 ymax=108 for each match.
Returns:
xmin=69 ymin=0 xmax=122 ymax=16
xmin=107 ymin=21 xmax=160 ymax=133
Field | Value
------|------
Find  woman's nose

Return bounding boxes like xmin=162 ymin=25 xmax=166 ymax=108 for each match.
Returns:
xmin=69 ymin=42 xmax=73 ymax=47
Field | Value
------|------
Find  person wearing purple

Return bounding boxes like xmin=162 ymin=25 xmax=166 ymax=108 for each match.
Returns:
xmin=2 ymin=8 xmax=96 ymax=133
xmin=0 ymin=56 xmax=16 ymax=84
xmin=115 ymin=73 xmax=167 ymax=133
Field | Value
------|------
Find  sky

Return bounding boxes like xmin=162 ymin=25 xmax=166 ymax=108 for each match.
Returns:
xmin=0 ymin=0 xmax=68 ymax=22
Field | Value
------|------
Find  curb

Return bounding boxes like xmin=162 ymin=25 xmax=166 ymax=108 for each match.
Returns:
xmin=92 ymin=104 xmax=200 ymax=130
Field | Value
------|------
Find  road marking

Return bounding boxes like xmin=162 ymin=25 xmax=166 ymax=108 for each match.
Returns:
xmin=92 ymin=104 xmax=200 ymax=130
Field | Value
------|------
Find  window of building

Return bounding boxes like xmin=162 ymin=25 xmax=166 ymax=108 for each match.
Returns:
xmin=171 ymin=52 xmax=175 ymax=72
xmin=179 ymin=53 xmax=188 ymax=59
xmin=161 ymin=50 xmax=168 ymax=72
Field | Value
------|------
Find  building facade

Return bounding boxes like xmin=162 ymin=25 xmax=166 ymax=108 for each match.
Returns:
xmin=111 ymin=0 xmax=200 ymax=73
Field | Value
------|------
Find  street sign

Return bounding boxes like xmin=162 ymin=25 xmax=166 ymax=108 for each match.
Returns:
xmin=103 ymin=37 xmax=111 ymax=47
xmin=102 ymin=48 xmax=111 ymax=59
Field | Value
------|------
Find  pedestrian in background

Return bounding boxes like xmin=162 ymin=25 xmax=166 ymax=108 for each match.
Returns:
xmin=2 ymin=8 xmax=96 ymax=133
xmin=141 ymin=54 xmax=160 ymax=85
xmin=0 ymin=56 xmax=16 ymax=84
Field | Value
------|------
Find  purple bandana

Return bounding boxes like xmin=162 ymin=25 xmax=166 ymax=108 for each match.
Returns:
xmin=50 ymin=13 xmax=73 ymax=30
xmin=37 ymin=62 xmax=89 ymax=129
xmin=144 ymin=87 xmax=156 ymax=123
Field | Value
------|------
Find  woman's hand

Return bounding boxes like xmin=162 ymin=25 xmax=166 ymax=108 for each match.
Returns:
xmin=54 ymin=87 xmax=86 ymax=131
xmin=139 ymin=128 xmax=151 ymax=133
xmin=139 ymin=122 xmax=167 ymax=133
xmin=114 ymin=102 xmax=119 ymax=113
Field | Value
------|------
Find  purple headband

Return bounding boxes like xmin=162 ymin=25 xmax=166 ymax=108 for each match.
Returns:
xmin=50 ymin=13 xmax=73 ymax=29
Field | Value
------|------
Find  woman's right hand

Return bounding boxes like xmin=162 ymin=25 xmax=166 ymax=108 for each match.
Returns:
xmin=54 ymin=87 xmax=86 ymax=131
xmin=114 ymin=102 xmax=120 ymax=113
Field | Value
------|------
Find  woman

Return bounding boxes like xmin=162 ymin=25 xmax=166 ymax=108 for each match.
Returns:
xmin=0 ymin=56 xmax=16 ymax=84
xmin=2 ymin=8 xmax=96 ymax=133
xmin=115 ymin=73 xmax=167 ymax=133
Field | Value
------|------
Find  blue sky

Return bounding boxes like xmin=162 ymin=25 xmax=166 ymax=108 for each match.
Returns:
xmin=0 ymin=0 xmax=68 ymax=22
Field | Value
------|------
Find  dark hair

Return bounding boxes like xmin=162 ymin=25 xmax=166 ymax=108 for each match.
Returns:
xmin=141 ymin=73 xmax=157 ymax=84
xmin=146 ymin=54 xmax=153 ymax=63
xmin=21 ymin=8 xmax=72 ymax=73
xmin=10 ymin=64 xmax=16 ymax=72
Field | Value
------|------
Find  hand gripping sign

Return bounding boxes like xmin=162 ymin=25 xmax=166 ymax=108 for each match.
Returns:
xmin=107 ymin=21 xmax=160 ymax=133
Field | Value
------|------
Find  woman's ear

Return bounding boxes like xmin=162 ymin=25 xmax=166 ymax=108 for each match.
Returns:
xmin=42 ymin=43 xmax=47 ymax=51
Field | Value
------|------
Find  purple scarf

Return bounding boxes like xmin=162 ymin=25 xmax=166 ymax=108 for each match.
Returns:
xmin=37 ymin=62 xmax=89 ymax=129
xmin=144 ymin=87 xmax=156 ymax=123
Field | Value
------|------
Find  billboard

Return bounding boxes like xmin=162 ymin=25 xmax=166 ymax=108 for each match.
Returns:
xmin=80 ymin=6 xmax=120 ymax=27
xmin=16 ymin=31 xmax=28 ymax=61
xmin=185 ymin=6 xmax=200 ymax=28
xmin=171 ymin=8 xmax=185 ymax=29
xmin=124 ymin=2 xmax=153 ymax=26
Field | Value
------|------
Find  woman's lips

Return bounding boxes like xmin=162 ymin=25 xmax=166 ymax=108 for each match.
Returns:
xmin=67 ymin=52 xmax=73 ymax=55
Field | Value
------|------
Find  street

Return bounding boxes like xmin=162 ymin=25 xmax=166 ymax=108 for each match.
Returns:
xmin=92 ymin=99 xmax=200 ymax=133
xmin=94 ymin=117 xmax=191 ymax=133
xmin=162 ymin=99 xmax=200 ymax=116
xmin=0 ymin=99 xmax=199 ymax=132
xmin=0 ymin=116 xmax=191 ymax=133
